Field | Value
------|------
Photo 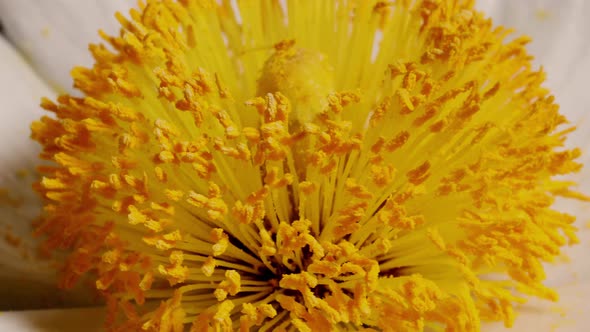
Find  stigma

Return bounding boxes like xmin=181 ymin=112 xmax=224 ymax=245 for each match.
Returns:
xmin=258 ymin=40 xmax=335 ymax=124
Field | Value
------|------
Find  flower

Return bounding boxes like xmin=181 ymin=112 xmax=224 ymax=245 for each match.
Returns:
xmin=0 ymin=0 xmax=589 ymax=331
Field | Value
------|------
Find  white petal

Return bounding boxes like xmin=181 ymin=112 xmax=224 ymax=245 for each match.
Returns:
xmin=0 ymin=37 xmax=88 ymax=309
xmin=0 ymin=0 xmax=136 ymax=93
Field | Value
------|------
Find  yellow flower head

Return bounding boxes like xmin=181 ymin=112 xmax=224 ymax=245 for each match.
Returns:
xmin=32 ymin=0 xmax=586 ymax=331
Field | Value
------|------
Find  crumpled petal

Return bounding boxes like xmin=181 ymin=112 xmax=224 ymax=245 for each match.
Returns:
xmin=0 ymin=0 xmax=137 ymax=93
xmin=0 ymin=37 xmax=89 ymax=310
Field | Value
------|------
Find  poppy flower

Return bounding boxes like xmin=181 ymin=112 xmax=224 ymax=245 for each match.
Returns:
xmin=0 ymin=0 xmax=588 ymax=331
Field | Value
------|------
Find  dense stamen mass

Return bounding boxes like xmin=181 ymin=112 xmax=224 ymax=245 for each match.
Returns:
xmin=32 ymin=0 xmax=586 ymax=331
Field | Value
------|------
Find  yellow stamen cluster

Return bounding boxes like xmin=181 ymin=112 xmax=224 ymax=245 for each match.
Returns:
xmin=32 ymin=0 xmax=586 ymax=331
